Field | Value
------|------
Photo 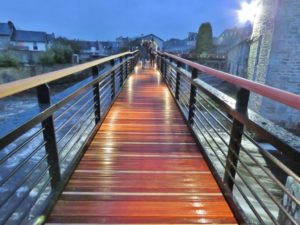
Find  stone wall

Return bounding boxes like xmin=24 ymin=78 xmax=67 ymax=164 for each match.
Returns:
xmin=0 ymin=64 xmax=73 ymax=84
xmin=247 ymin=0 xmax=300 ymax=130
xmin=227 ymin=40 xmax=250 ymax=78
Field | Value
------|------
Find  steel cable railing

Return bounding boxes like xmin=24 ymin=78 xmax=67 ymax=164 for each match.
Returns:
xmin=0 ymin=50 xmax=139 ymax=225
xmin=157 ymin=51 xmax=300 ymax=225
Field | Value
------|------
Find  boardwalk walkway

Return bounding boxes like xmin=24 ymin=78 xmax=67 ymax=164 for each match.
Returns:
xmin=46 ymin=65 xmax=237 ymax=224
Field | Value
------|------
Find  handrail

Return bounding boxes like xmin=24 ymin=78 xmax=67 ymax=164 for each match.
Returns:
xmin=161 ymin=52 xmax=300 ymax=110
xmin=157 ymin=52 xmax=300 ymax=225
xmin=0 ymin=50 xmax=140 ymax=225
xmin=0 ymin=50 xmax=138 ymax=99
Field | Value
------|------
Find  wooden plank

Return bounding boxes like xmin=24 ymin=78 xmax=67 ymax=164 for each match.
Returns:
xmin=47 ymin=65 xmax=237 ymax=224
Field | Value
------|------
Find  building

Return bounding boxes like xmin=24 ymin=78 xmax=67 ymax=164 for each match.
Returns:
xmin=0 ymin=21 xmax=15 ymax=50
xmin=101 ymin=41 xmax=121 ymax=55
xmin=140 ymin=34 xmax=164 ymax=50
xmin=0 ymin=21 xmax=55 ymax=64
xmin=164 ymin=32 xmax=197 ymax=54
xmin=11 ymin=30 xmax=53 ymax=51
xmin=164 ymin=38 xmax=187 ymax=53
xmin=226 ymin=37 xmax=251 ymax=78
xmin=215 ymin=24 xmax=252 ymax=54
xmin=115 ymin=36 xmax=130 ymax=48
xmin=247 ymin=0 xmax=300 ymax=130
xmin=0 ymin=21 xmax=53 ymax=52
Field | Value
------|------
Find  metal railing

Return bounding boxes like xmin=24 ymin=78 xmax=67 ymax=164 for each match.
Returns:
xmin=0 ymin=50 xmax=139 ymax=225
xmin=157 ymin=51 xmax=300 ymax=225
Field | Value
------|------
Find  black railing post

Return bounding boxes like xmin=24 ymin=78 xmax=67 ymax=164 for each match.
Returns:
xmin=161 ymin=56 xmax=165 ymax=77
xmin=160 ymin=55 xmax=163 ymax=72
xmin=110 ymin=59 xmax=115 ymax=100
xmin=36 ymin=84 xmax=61 ymax=189
xmin=129 ymin=55 xmax=132 ymax=73
xmin=163 ymin=56 xmax=168 ymax=78
xmin=125 ymin=56 xmax=128 ymax=78
xmin=224 ymin=88 xmax=250 ymax=191
xmin=175 ymin=61 xmax=182 ymax=100
xmin=92 ymin=66 xmax=101 ymax=123
xmin=188 ymin=68 xmax=198 ymax=124
xmin=157 ymin=54 xmax=160 ymax=71
xmin=120 ymin=57 xmax=124 ymax=88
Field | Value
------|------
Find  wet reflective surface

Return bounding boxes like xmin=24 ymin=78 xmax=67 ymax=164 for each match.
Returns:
xmin=47 ymin=65 xmax=237 ymax=224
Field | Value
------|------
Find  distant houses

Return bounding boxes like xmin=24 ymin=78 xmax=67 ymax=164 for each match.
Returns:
xmin=164 ymin=32 xmax=196 ymax=54
xmin=0 ymin=21 xmax=55 ymax=64
xmin=0 ymin=21 xmax=54 ymax=51
xmin=216 ymin=24 xmax=252 ymax=76
xmin=0 ymin=21 xmax=15 ymax=50
xmin=12 ymin=30 xmax=54 ymax=51
xmin=0 ymin=20 xmax=252 ymax=73
xmin=140 ymin=34 xmax=164 ymax=50
xmin=163 ymin=24 xmax=252 ymax=76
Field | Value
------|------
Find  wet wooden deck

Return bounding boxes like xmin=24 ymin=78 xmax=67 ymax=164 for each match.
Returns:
xmin=46 ymin=65 xmax=237 ymax=224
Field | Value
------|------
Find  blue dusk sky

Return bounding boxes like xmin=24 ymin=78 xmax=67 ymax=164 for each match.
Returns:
xmin=1 ymin=0 xmax=250 ymax=41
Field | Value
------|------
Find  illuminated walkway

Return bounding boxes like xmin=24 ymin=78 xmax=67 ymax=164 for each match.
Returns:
xmin=46 ymin=65 xmax=237 ymax=224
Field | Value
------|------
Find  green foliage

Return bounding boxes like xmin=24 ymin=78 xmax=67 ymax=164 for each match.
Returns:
xmin=38 ymin=50 xmax=55 ymax=65
xmin=0 ymin=52 xmax=20 ymax=67
xmin=55 ymin=37 xmax=81 ymax=54
xmin=38 ymin=44 xmax=73 ymax=65
xmin=52 ymin=44 xmax=73 ymax=64
xmin=195 ymin=22 xmax=213 ymax=57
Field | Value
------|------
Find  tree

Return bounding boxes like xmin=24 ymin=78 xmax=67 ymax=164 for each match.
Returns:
xmin=195 ymin=22 xmax=213 ymax=57
xmin=0 ymin=52 xmax=20 ymax=67
xmin=38 ymin=44 xmax=73 ymax=65
xmin=55 ymin=37 xmax=81 ymax=54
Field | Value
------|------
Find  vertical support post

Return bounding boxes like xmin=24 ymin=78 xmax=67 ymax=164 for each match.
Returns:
xmin=160 ymin=55 xmax=164 ymax=76
xmin=125 ymin=56 xmax=128 ymax=78
xmin=119 ymin=56 xmax=124 ymax=88
xmin=163 ymin=56 xmax=167 ymax=78
xmin=110 ymin=59 xmax=115 ymax=100
xmin=224 ymin=88 xmax=250 ymax=191
xmin=128 ymin=55 xmax=131 ymax=73
xmin=188 ymin=68 xmax=198 ymax=124
xmin=92 ymin=66 xmax=101 ymax=123
xmin=36 ymin=84 xmax=61 ymax=189
xmin=157 ymin=54 xmax=160 ymax=71
xmin=175 ymin=61 xmax=182 ymax=100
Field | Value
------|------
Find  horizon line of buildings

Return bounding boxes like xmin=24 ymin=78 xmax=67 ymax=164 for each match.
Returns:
xmin=0 ymin=20 xmax=252 ymax=76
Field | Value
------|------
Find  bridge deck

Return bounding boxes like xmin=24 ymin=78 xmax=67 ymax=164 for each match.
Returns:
xmin=47 ymin=66 xmax=237 ymax=224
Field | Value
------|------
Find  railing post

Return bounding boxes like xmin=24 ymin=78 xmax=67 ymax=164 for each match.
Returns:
xmin=125 ymin=56 xmax=128 ymax=78
xmin=110 ymin=59 xmax=115 ymax=100
xmin=224 ymin=88 xmax=250 ymax=191
xmin=36 ymin=84 xmax=61 ymax=189
xmin=128 ymin=55 xmax=132 ymax=73
xmin=175 ymin=61 xmax=182 ymax=100
xmin=188 ymin=68 xmax=198 ymax=124
xmin=163 ymin=56 xmax=167 ymax=78
xmin=156 ymin=54 xmax=160 ymax=71
xmin=160 ymin=55 xmax=164 ymax=76
xmin=119 ymin=57 xmax=124 ymax=88
xmin=92 ymin=66 xmax=101 ymax=123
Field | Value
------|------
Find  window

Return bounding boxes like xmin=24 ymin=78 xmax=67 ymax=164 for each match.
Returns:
xmin=33 ymin=43 xmax=38 ymax=50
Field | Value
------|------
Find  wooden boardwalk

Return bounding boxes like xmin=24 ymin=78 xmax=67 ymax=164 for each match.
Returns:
xmin=46 ymin=65 xmax=237 ymax=224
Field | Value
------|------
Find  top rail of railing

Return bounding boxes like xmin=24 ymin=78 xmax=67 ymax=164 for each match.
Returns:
xmin=156 ymin=51 xmax=300 ymax=225
xmin=159 ymin=51 xmax=300 ymax=110
xmin=0 ymin=50 xmax=138 ymax=99
xmin=0 ymin=50 xmax=140 ymax=225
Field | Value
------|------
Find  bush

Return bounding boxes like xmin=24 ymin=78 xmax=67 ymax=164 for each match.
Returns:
xmin=38 ymin=44 xmax=73 ymax=65
xmin=38 ymin=50 xmax=55 ymax=65
xmin=0 ymin=52 xmax=20 ymax=67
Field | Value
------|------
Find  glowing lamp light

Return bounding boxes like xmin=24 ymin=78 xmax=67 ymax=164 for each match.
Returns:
xmin=237 ymin=1 xmax=259 ymax=23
